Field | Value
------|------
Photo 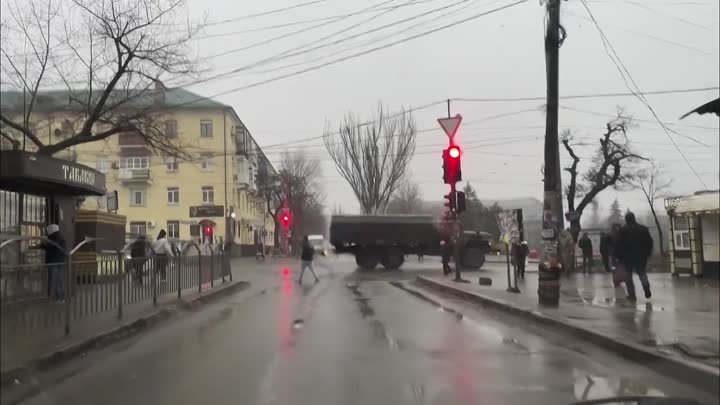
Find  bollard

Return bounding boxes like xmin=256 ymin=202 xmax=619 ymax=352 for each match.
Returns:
xmin=537 ymin=261 xmax=560 ymax=306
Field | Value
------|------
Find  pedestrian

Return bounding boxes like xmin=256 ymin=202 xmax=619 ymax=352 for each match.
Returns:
xmin=299 ymin=235 xmax=319 ymax=284
xmin=615 ymin=212 xmax=654 ymax=301
xmin=440 ymin=239 xmax=452 ymax=275
xmin=559 ymin=228 xmax=576 ymax=277
xmin=256 ymin=241 xmax=266 ymax=261
xmin=151 ymin=229 xmax=174 ymax=282
xmin=609 ymin=223 xmax=622 ymax=268
xmin=39 ymin=224 xmax=66 ymax=302
xmin=599 ymin=231 xmax=613 ymax=272
xmin=514 ymin=240 xmax=529 ymax=279
xmin=578 ymin=232 xmax=594 ymax=274
xmin=130 ymin=235 xmax=147 ymax=285
xmin=417 ymin=243 xmax=424 ymax=262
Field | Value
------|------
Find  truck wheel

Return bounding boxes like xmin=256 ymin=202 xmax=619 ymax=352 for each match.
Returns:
xmin=356 ymin=251 xmax=378 ymax=270
xmin=381 ymin=247 xmax=404 ymax=270
xmin=462 ymin=247 xmax=486 ymax=270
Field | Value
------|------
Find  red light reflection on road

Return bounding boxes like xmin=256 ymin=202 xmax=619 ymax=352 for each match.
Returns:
xmin=446 ymin=322 xmax=478 ymax=403
xmin=278 ymin=266 xmax=294 ymax=350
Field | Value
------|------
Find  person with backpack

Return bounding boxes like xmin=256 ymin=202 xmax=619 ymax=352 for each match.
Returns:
xmin=299 ymin=235 xmax=319 ymax=284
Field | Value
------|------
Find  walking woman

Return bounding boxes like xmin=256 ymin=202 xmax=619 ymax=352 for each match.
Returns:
xmin=151 ymin=229 xmax=174 ymax=282
xmin=299 ymin=235 xmax=319 ymax=284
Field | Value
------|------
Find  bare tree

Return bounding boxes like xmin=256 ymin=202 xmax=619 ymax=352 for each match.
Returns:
xmin=324 ymin=104 xmax=416 ymax=214
xmin=386 ymin=178 xmax=421 ymax=214
xmin=0 ymin=0 xmax=202 ymax=157
xmin=562 ymin=111 xmax=645 ymax=241
xmin=628 ymin=162 xmax=672 ymax=255
xmin=255 ymin=150 xmax=324 ymax=248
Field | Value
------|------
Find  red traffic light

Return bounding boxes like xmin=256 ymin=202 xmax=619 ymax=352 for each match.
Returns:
xmin=448 ymin=146 xmax=460 ymax=159
xmin=282 ymin=215 xmax=289 ymax=222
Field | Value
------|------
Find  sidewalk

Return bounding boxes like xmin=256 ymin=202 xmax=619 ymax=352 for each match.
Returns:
xmin=416 ymin=266 xmax=719 ymax=391
xmin=1 ymin=268 xmax=247 ymax=384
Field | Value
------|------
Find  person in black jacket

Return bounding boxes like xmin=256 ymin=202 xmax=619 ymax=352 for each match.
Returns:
xmin=130 ymin=235 xmax=147 ymax=285
xmin=615 ymin=212 xmax=654 ymax=301
xmin=41 ymin=224 xmax=67 ymax=301
xmin=514 ymin=241 xmax=529 ymax=279
xmin=578 ymin=233 xmax=594 ymax=274
xmin=299 ymin=235 xmax=319 ymax=284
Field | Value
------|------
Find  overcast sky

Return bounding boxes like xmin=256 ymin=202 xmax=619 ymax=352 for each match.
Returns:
xmin=181 ymin=0 xmax=718 ymax=217
xmin=9 ymin=0 xmax=719 ymax=218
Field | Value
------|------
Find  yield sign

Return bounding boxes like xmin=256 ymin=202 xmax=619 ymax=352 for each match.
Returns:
xmin=437 ymin=114 xmax=462 ymax=139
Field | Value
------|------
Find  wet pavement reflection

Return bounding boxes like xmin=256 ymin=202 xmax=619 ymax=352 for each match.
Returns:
xmin=8 ymin=256 xmax=717 ymax=405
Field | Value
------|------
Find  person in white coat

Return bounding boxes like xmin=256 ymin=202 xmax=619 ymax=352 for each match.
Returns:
xmin=151 ymin=229 xmax=174 ymax=282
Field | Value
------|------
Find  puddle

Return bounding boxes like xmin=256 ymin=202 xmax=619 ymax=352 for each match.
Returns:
xmin=572 ymin=369 xmax=665 ymax=401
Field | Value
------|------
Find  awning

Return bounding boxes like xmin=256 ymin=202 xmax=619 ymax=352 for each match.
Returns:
xmin=667 ymin=191 xmax=720 ymax=215
xmin=0 ymin=150 xmax=106 ymax=196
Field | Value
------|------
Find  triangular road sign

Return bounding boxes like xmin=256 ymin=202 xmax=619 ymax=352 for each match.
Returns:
xmin=438 ymin=115 xmax=462 ymax=139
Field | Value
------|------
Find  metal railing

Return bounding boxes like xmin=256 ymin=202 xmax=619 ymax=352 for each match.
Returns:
xmin=1 ymin=236 xmax=230 ymax=342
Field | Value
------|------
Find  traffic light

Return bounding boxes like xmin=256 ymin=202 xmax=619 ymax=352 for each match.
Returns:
xmin=280 ymin=208 xmax=291 ymax=229
xmin=456 ymin=191 xmax=466 ymax=213
xmin=443 ymin=192 xmax=457 ymax=212
xmin=442 ymin=145 xmax=462 ymax=184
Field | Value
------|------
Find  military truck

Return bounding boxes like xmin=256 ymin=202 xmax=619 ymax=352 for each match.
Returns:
xmin=329 ymin=215 xmax=491 ymax=270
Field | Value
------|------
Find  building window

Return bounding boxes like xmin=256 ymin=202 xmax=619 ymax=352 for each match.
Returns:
xmin=167 ymin=221 xmax=180 ymax=239
xmin=202 ymin=186 xmax=214 ymax=204
xmin=200 ymin=155 xmax=213 ymax=171
xmin=122 ymin=156 xmax=149 ymax=169
xmin=130 ymin=190 xmax=145 ymax=206
xmin=165 ymin=120 xmax=178 ymax=138
xmin=129 ymin=221 xmax=147 ymax=237
xmin=673 ymin=217 xmax=690 ymax=250
xmin=200 ymin=120 xmax=213 ymax=137
xmin=96 ymin=158 xmax=109 ymax=173
xmin=167 ymin=187 xmax=179 ymax=205
xmin=165 ymin=156 xmax=179 ymax=172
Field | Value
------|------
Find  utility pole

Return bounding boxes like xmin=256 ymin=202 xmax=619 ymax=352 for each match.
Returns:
xmin=541 ymin=0 xmax=565 ymax=265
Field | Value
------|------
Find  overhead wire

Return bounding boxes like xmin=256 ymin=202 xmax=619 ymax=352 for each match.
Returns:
xmin=579 ymin=0 xmax=708 ymax=187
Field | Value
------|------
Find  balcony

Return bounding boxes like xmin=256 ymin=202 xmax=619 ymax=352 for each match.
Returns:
xmin=118 ymin=132 xmax=145 ymax=147
xmin=233 ymin=173 xmax=249 ymax=188
xmin=118 ymin=168 xmax=152 ymax=184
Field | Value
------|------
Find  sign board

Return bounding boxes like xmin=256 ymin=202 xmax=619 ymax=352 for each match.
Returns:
xmin=106 ymin=190 xmax=119 ymax=212
xmin=189 ymin=205 xmax=224 ymax=218
xmin=496 ymin=209 xmax=524 ymax=244
xmin=437 ymin=114 xmax=463 ymax=140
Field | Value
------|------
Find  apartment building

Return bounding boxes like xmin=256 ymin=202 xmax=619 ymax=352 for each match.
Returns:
xmin=0 ymin=87 xmax=276 ymax=253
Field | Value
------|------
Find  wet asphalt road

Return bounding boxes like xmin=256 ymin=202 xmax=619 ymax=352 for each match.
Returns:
xmin=9 ymin=256 xmax=717 ymax=405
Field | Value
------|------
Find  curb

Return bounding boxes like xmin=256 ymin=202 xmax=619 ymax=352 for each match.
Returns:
xmin=416 ymin=275 xmax=720 ymax=395
xmin=0 ymin=280 xmax=249 ymax=388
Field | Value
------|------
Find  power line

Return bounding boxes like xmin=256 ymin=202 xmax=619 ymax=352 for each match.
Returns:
xmin=455 ymin=86 xmax=719 ymax=102
xmin=579 ymin=0 xmax=707 ymax=188
xmin=195 ymin=0 xmax=477 ymax=82
xmin=564 ymin=9 xmax=712 ymax=56
xmin=558 ymin=105 xmax=713 ymax=147
xmin=204 ymin=0 xmax=330 ymax=27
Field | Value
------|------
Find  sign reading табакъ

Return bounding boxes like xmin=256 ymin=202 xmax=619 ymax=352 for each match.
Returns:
xmin=62 ymin=164 xmax=96 ymax=186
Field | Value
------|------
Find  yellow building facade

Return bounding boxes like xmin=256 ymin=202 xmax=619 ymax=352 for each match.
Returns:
xmin=1 ymin=88 xmax=275 ymax=254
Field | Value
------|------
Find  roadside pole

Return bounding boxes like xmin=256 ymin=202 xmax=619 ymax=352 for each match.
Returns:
xmin=438 ymin=103 xmax=466 ymax=283
xmin=541 ymin=0 xmax=564 ymax=264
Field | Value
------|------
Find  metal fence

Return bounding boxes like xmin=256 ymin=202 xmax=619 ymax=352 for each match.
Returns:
xmin=0 ymin=237 xmax=231 ymax=343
